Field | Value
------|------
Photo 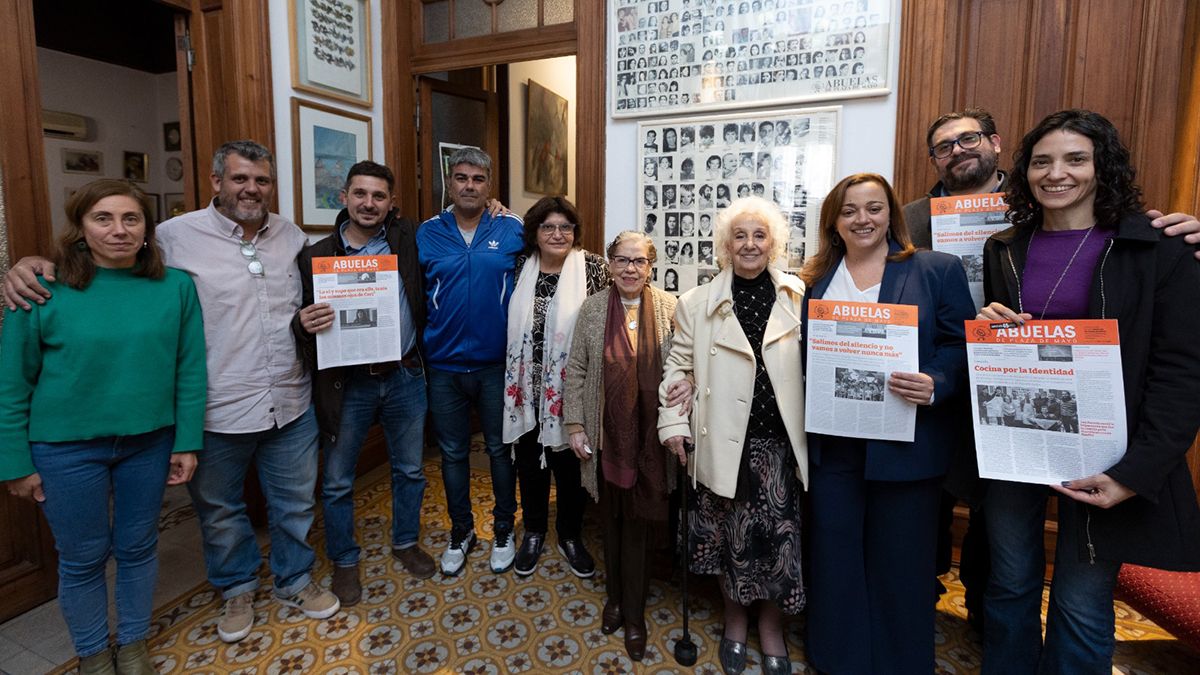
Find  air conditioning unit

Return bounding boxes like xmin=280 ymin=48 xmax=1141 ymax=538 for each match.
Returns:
xmin=42 ymin=109 xmax=92 ymax=141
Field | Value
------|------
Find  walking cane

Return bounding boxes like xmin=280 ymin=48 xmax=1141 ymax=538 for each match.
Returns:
xmin=673 ymin=442 xmax=698 ymax=666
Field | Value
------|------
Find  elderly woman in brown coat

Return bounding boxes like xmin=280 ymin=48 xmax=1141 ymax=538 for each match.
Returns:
xmin=562 ymin=230 xmax=677 ymax=662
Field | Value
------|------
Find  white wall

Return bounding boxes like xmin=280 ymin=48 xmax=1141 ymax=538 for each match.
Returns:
xmin=602 ymin=1 xmax=904 ymax=243
xmin=38 ymin=48 xmax=183 ymax=234
xmin=269 ymin=0 xmax=386 ymax=233
xmin=506 ymin=56 xmax=577 ymax=217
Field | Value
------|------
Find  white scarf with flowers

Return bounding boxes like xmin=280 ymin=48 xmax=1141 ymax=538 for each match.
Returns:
xmin=502 ymin=249 xmax=586 ymax=450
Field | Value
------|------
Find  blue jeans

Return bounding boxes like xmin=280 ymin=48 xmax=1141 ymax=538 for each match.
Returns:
xmin=187 ymin=407 xmax=319 ymax=599
xmin=32 ymin=427 xmax=174 ymax=658
xmin=982 ymin=480 xmax=1120 ymax=675
xmin=323 ymin=365 xmax=428 ymax=566
xmin=427 ymin=364 xmax=516 ymax=536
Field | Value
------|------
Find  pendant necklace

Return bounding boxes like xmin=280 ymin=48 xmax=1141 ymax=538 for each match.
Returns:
xmin=622 ymin=300 xmax=640 ymax=331
xmin=1023 ymin=224 xmax=1096 ymax=319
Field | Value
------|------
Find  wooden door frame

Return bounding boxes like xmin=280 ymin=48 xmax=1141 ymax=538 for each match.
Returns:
xmin=382 ymin=1 xmax=607 ymax=254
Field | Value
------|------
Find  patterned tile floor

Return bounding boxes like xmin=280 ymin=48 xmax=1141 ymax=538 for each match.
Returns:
xmin=32 ymin=459 xmax=1198 ymax=674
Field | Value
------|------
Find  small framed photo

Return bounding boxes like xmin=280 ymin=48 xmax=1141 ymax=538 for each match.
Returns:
xmin=288 ymin=0 xmax=372 ymax=107
xmin=291 ymin=97 xmax=372 ymax=230
xmin=61 ymin=148 xmax=103 ymax=175
xmin=123 ymin=152 xmax=149 ymax=182
xmin=143 ymin=192 xmax=162 ymax=223
xmin=164 ymin=193 xmax=187 ymax=219
xmin=163 ymin=122 xmax=181 ymax=151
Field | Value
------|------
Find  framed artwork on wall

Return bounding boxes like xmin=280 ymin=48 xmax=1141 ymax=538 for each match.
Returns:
xmin=144 ymin=193 xmax=162 ymax=223
xmin=524 ymin=79 xmax=569 ymax=195
xmin=611 ymin=0 xmax=892 ymax=118
xmin=164 ymin=193 xmax=187 ymax=219
xmin=163 ymin=122 xmax=181 ymax=151
xmin=288 ymin=0 xmax=372 ymax=107
xmin=123 ymin=152 xmax=149 ymax=183
xmin=291 ymin=97 xmax=372 ymax=230
xmin=637 ymin=106 xmax=841 ymax=294
xmin=61 ymin=148 xmax=103 ymax=175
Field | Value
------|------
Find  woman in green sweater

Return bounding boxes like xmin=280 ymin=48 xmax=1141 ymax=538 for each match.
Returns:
xmin=0 ymin=180 xmax=206 ymax=674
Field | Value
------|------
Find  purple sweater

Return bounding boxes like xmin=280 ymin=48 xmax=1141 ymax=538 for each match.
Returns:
xmin=1022 ymin=226 xmax=1114 ymax=319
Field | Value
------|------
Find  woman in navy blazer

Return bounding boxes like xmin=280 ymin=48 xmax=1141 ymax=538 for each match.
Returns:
xmin=800 ymin=173 xmax=975 ymax=674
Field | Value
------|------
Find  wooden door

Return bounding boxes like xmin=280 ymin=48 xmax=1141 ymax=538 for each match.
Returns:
xmin=417 ymin=76 xmax=501 ymax=217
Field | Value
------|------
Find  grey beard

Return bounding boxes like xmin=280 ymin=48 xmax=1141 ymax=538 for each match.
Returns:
xmin=942 ymin=152 xmax=999 ymax=193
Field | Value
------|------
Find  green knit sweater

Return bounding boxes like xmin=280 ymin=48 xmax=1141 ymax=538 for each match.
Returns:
xmin=0 ymin=267 xmax=207 ymax=480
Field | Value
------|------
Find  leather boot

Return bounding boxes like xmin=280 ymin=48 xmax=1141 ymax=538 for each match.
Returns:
xmin=78 ymin=648 xmax=116 ymax=675
xmin=115 ymin=640 xmax=155 ymax=675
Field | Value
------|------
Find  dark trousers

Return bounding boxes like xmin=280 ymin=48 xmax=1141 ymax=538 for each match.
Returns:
xmin=806 ymin=438 xmax=943 ymax=675
xmin=600 ymin=481 xmax=650 ymax=629
xmin=514 ymin=426 xmax=584 ymax=539
xmin=937 ymin=491 xmax=990 ymax=620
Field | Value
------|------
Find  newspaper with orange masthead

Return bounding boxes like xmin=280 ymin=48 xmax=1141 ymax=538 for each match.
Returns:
xmin=312 ymin=255 xmax=404 ymax=370
xmin=966 ymin=319 xmax=1126 ymax=484
xmin=804 ymin=299 xmax=919 ymax=442
xmin=930 ymin=193 xmax=1009 ymax=309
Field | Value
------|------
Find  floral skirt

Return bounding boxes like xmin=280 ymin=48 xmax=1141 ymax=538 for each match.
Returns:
xmin=686 ymin=436 xmax=805 ymax=614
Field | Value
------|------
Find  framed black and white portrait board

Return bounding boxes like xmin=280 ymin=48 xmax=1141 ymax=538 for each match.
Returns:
xmin=611 ymin=0 xmax=892 ymax=118
xmin=638 ymin=106 xmax=840 ymax=294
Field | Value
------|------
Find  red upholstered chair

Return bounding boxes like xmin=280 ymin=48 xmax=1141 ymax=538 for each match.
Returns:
xmin=1115 ymin=564 xmax=1200 ymax=652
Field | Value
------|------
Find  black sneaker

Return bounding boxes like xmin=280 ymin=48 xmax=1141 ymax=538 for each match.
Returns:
xmin=514 ymin=532 xmax=546 ymax=577
xmin=557 ymin=538 xmax=595 ymax=578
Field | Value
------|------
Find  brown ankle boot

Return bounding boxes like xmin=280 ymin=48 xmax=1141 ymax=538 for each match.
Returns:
xmin=115 ymin=640 xmax=154 ymax=675
xmin=78 ymin=648 xmax=116 ymax=675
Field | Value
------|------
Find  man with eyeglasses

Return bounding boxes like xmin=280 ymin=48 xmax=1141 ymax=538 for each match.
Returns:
xmin=901 ymin=108 xmax=1200 ymax=633
xmin=3 ymin=139 xmax=340 ymax=643
xmin=415 ymin=147 xmax=525 ymax=576
xmin=291 ymin=160 xmax=437 ymax=607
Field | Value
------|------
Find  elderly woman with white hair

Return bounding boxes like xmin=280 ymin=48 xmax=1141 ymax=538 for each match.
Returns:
xmin=659 ymin=196 xmax=808 ymax=675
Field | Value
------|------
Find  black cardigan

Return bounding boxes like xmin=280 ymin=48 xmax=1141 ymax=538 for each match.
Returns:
xmin=982 ymin=212 xmax=1200 ymax=570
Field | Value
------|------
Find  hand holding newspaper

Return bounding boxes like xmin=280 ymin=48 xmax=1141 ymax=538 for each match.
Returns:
xmin=804 ymin=300 xmax=920 ymax=442
xmin=312 ymin=255 xmax=404 ymax=370
xmin=965 ymin=319 xmax=1126 ymax=484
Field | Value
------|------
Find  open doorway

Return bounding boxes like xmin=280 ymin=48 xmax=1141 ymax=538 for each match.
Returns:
xmin=33 ymin=0 xmax=187 ymax=234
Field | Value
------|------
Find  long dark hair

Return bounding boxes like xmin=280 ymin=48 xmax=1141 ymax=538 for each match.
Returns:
xmin=55 ymin=179 xmax=165 ymax=289
xmin=801 ymin=173 xmax=914 ymax=286
xmin=1006 ymin=109 xmax=1142 ymax=231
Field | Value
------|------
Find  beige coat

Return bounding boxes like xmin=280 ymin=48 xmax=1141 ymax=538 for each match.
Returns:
xmin=563 ymin=286 xmax=677 ymax=501
xmin=658 ymin=266 xmax=808 ymax=498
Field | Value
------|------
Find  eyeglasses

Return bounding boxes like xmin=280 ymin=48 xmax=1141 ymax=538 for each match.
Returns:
xmin=240 ymin=241 xmax=264 ymax=277
xmin=538 ymin=222 xmax=576 ymax=234
xmin=611 ymin=256 xmax=651 ymax=269
xmin=929 ymin=131 xmax=985 ymax=159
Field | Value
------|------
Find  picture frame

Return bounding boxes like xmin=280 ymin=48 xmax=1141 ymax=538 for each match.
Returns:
xmin=524 ymin=79 xmax=569 ymax=195
xmin=164 ymin=193 xmax=187 ymax=219
xmin=288 ymin=0 xmax=372 ymax=107
xmin=144 ymin=192 xmax=162 ymax=223
xmin=610 ymin=0 xmax=893 ymax=118
xmin=163 ymin=121 xmax=181 ymax=151
xmin=637 ymin=106 xmax=842 ymax=295
xmin=61 ymin=148 xmax=103 ymax=175
xmin=291 ymin=97 xmax=372 ymax=230
xmin=123 ymin=151 xmax=149 ymax=183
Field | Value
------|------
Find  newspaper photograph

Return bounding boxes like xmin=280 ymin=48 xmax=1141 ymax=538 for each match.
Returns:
xmin=929 ymin=193 xmax=1008 ymax=308
xmin=312 ymin=255 xmax=404 ymax=370
xmin=805 ymin=299 xmax=919 ymax=442
xmin=966 ymin=319 xmax=1126 ymax=484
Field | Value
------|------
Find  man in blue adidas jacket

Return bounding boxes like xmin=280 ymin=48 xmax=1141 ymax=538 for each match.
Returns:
xmin=416 ymin=147 xmax=525 ymax=576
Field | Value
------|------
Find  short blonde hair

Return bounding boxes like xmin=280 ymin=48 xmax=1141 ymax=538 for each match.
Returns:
xmin=712 ymin=196 xmax=788 ymax=270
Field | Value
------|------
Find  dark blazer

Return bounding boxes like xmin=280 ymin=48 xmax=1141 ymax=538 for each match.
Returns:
xmin=292 ymin=208 xmax=426 ymax=447
xmin=802 ymin=242 xmax=976 ymax=481
xmin=983 ymin=213 xmax=1200 ymax=570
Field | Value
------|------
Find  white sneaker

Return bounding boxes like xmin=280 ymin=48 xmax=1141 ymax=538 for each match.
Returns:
xmin=490 ymin=527 xmax=515 ymax=573
xmin=441 ymin=529 xmax=477 ymax=576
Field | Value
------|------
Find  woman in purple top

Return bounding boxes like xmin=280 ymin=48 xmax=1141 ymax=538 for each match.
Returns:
xmin=977 ymin=109 xmax=1200 ymax=674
